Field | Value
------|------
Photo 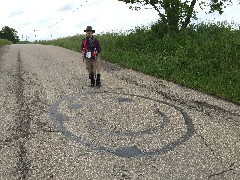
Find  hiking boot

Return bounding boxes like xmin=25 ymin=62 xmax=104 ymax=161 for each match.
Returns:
xmin=96 ymin=74 xmax=101 ymax=87
xmin=89 ymin=74 xmax=95 ymax=86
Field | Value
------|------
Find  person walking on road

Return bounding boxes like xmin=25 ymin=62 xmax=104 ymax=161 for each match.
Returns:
xmin=81 ymin=26 xmax=102 ymax=87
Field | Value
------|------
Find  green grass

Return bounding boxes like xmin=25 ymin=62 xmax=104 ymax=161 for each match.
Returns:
xmin=0 ymin=39 xmax=12 ymax=47
xmin=16 ymin=41 xmax=32 ymax=44
xmin=38 ymin=21 xmax=240 ymax=104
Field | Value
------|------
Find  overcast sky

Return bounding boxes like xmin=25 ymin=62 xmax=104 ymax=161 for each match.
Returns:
xmin=1 ymin=0 xmax=240 ymax=42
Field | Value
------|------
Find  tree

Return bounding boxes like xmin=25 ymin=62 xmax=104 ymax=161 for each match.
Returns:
xmin=118 ymin=0 xmax=238 ymax=32
xmin=0 ymin=26 xmax=20 ymax=43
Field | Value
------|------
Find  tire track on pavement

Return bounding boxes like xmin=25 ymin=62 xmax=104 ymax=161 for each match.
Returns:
xmin=14 ymin=50 xmax=31 ymax=179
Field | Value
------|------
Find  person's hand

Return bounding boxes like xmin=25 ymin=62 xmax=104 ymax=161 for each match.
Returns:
xmin=82 ymin=51 xmax=84 ymax=62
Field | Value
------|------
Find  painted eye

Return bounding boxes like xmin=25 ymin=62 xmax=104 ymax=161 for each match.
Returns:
xmin=68 ymin=103 xmax=83 ymax=110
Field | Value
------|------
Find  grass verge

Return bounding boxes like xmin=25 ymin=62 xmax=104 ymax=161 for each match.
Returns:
xmin=0 ymin=39 xmax=12 ymax=47
xmin=38 ymin=21 xmax=240 ymax=104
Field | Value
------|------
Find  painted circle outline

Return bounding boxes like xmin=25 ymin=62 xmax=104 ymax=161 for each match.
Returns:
xmin=48 ymin=91 xmax=195 ymax=158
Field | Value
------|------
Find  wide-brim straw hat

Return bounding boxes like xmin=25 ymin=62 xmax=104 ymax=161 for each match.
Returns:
xmin=84 ymin=26 xmax=95 ymax=33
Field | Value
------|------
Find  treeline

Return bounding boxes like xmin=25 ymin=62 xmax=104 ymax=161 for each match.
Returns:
xmin=0 ymin=26 xmax=19 ymax=44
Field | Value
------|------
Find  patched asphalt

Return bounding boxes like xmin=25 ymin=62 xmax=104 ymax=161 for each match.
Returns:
xmin=0 ymin=44 xmax=239 ymax=179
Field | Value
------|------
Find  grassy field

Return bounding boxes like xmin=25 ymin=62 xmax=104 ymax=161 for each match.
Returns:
xmin=39 ymin=21 xmax=240 ymax=104
xmin=0 ymin=39 xmax=12 ymax=47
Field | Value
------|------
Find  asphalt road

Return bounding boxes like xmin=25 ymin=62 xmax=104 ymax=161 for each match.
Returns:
xmin=0 ymin=44 xmax=239 ymax=180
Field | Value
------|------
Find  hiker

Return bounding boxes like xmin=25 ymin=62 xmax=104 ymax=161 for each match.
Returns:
xmin=81 ymin=26 xmax=102 ymax=87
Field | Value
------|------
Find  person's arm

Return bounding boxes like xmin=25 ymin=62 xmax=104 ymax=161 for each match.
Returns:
xmin=95 ymin=39 xmax=101 ymax=55
xmin=81 ymin=39 xmax=85 ymax=62
xmin=81 ymin=39 xmax=85 ymax=54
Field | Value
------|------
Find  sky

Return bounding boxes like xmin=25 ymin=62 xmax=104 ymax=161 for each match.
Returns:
xmin=1 ymin=0 xmax=240 ymax=42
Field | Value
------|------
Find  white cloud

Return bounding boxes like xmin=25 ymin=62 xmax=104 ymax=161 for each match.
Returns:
xmin=1 ymin=0 xmax=239 ymax=42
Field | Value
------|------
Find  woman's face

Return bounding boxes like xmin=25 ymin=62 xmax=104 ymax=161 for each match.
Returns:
xmin=87 ymin=30 xmax=93 ymax=37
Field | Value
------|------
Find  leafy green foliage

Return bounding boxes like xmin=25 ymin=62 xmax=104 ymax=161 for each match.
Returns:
xmin=118 ymin=0 xmax=238 ymax=32
xmin=38 ymin=35 xmax=86 ymax=51
xmin=0 ymin=26 xmax=20 ymax=44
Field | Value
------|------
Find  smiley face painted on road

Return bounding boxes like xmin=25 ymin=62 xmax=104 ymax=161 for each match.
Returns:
xmin=49 ymin=91 xmax=194 ymax=158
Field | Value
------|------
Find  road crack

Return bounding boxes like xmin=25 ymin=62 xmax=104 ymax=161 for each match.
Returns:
xmin=208 ymin=162 xmax=239 ymax=179
xmin=195 ymin=132 xmax=214 ymax=153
